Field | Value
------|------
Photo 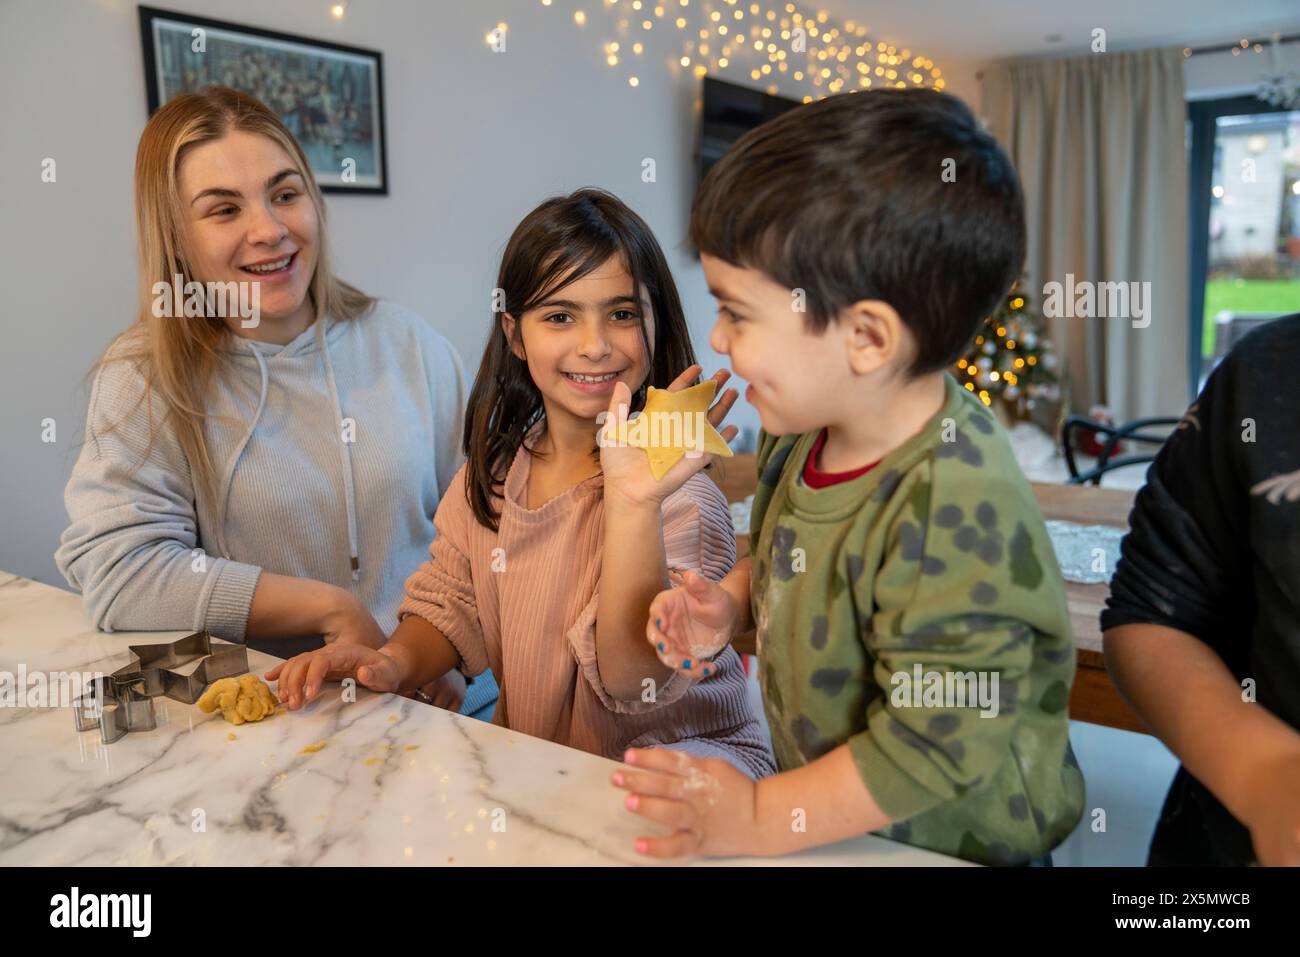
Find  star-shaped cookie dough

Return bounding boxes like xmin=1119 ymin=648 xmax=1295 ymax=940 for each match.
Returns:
xmin=625 ymin=379 xmax=734 ymax=480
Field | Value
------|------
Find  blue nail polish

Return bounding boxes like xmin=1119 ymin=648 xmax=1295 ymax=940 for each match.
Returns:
xmin=658 ymin=643 xmax=664 ymax=652
xmin=702 ymin=666 xmax=710 ymax=675
xmin=683 ymin=659 xmax=692 ymax=669
xmin=655 ymin=618 xmax=661 ymax=628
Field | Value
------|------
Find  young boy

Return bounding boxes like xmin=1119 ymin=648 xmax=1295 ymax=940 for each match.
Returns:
xmin=612 ymin=89 xmax=1085 ymax=865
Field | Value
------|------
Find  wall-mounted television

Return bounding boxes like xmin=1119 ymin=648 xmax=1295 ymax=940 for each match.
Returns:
xmin=697 ymin=77 xmax=802 ymax=186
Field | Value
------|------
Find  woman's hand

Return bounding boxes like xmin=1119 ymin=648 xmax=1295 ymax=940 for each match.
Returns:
xmin=245 ymin=575 xmax=387 ymax=649
xmin=600 ymin=364 xmax=738 ymax=510
xmin=320 ymin=589 xmax=387 ymax=649
xmin=646 ymin=569 xmax=739 ymax=673
xmin=612 ymin=747 xmax=760 ymax=858
xmin=413 ymin=669 xmax=467 ymax=711
xmin=264 ymin=643 xmax=406 ymax=710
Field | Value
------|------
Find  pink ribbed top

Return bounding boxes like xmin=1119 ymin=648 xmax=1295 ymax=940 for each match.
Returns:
xmin=398 ymin=444 xmax=773 ymax=777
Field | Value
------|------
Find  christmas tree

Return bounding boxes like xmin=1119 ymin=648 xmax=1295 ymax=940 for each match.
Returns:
xmin=954 ymin=282 xmax=1060 ymax=421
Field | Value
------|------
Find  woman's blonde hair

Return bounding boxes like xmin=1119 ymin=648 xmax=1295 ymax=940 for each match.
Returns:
xmin=102 ymin=86 xmax=374 ymax=505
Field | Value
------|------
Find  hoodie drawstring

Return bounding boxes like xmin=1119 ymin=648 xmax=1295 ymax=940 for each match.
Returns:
xmin=214 ymin=322 xmax=361 ymax=587
xmin=214 ymin=343 xmax=270 ymax=563
xmin=318 ymin=320 xmax=362 ymax=583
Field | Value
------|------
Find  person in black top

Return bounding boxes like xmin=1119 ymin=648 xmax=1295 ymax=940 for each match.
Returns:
xmin=1102 ymin=313 xmax=1300 ymax=866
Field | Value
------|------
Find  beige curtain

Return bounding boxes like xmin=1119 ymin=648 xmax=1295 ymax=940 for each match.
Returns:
xmin=982 ymin=46 xmax=1189 ymax=422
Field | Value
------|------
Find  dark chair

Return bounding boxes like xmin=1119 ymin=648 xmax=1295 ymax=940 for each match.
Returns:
xmin=1060 ymin=415 xmax=1182 ymax=485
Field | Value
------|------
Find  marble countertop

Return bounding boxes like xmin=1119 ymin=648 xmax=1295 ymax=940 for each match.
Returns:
xmin=0 ymin=572 xmax=964 ymax=866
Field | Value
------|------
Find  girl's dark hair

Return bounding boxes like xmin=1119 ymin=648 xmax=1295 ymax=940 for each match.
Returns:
xmin=464 ymin=188 xmax=697 ymax=531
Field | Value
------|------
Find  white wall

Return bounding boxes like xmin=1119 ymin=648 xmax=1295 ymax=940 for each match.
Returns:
xmin=1185 ymin=39 xmax=1300 ymax=100
xmin=0 ymin=0 xmax=978 ymax=587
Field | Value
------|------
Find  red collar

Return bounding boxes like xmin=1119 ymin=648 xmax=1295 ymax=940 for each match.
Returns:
xmin=802 ymin=429 xmax=880 ymax=488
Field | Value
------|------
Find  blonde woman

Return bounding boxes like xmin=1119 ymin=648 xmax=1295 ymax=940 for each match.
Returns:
xmin=56 ymin=87 xmax=496 ymax=716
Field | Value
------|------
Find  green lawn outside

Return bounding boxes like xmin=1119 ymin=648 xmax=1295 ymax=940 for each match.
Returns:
xmin=1201 ymin=277 xmax=1300 ymax=355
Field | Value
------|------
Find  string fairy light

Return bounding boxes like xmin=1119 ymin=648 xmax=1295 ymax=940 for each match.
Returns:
xmin=532 ymin=0 xmax=944 ymax=99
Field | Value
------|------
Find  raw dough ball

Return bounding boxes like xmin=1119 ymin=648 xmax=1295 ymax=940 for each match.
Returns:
xmin=197 ymin=674 xmax=279 ymax=725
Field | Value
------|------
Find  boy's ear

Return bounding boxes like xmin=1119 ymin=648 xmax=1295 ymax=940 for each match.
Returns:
xmin=842 ymin=299 xmax=907 ymax=376
xmin=501 ymin=313 xmax=526 ymax=361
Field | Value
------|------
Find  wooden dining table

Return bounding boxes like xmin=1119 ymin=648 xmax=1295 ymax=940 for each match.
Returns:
xmin=711 ymin=453 xmax=1149 ymax=735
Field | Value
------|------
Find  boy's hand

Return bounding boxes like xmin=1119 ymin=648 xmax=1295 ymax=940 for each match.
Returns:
xmin=612 ymin=747 xmax=760 ymax=858
xmin=646 ymin=569 xmax=738 ymax=673
xmin=264 ymin=644 xmax=405 ymax=710
xmin=1243 ymin=753 xmax=1300 ymax=865
xmin=599 ymin=365 xmax=738 ymax=510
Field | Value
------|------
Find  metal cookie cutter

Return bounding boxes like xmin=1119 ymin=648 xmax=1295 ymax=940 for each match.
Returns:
xmin=73 ymin=632 xmax=249 ymax=745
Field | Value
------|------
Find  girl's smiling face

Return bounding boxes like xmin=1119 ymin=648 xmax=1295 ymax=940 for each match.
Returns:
xmin=178 ymin=129 xmax=319 ymax=331
xmin=504 ymin=254 xmax=654 ymax=430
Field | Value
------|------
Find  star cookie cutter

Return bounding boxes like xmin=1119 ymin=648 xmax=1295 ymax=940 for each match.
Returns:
xmin=73 ymin=631 xmax=249 ymax=745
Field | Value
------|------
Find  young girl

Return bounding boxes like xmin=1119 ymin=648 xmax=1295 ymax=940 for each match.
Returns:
xmin=269 ymin=189 xmax=775 ymax=778
xmin=56 ymin=87 xmax=491 ymax=715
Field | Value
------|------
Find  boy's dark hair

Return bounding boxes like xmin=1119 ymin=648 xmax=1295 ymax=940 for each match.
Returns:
xmin=690 ymin=88 xmax=1025 ymax=376
xmin=464 ymin=187 xmax=697 ymax=532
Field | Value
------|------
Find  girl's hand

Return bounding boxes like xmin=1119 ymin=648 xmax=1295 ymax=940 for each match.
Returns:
xmin=600 ymin=364 xmax=739 ymax=509
xmin=646 ymin=569 xmax=739 ymax=674
xmin=264 ymin=643 xmax=406 ymax=710
xmin=320 ymin=590 xmax=387 ymax=649
xmin=612 ymin=747 xmax=760 ymax=858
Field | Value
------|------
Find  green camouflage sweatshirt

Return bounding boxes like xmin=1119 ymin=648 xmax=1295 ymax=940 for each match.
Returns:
xmin=749 ymin=374 xmax=1085 ymax=865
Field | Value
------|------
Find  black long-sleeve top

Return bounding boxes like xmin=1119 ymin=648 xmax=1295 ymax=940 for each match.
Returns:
xmin=1102 ymin=314 xmax=1300 ymax=866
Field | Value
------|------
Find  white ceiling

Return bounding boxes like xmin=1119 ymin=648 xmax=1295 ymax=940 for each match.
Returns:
xmin=812 ymin=0 xmax=1300 ymax=65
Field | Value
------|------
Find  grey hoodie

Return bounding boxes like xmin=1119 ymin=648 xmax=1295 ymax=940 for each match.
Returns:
xmin=56 ymin=300 xmax=468 ymax=646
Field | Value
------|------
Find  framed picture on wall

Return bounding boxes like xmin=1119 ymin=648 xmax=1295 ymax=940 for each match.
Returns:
xmin=138 ymin=5 xmax=387 ymax=194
